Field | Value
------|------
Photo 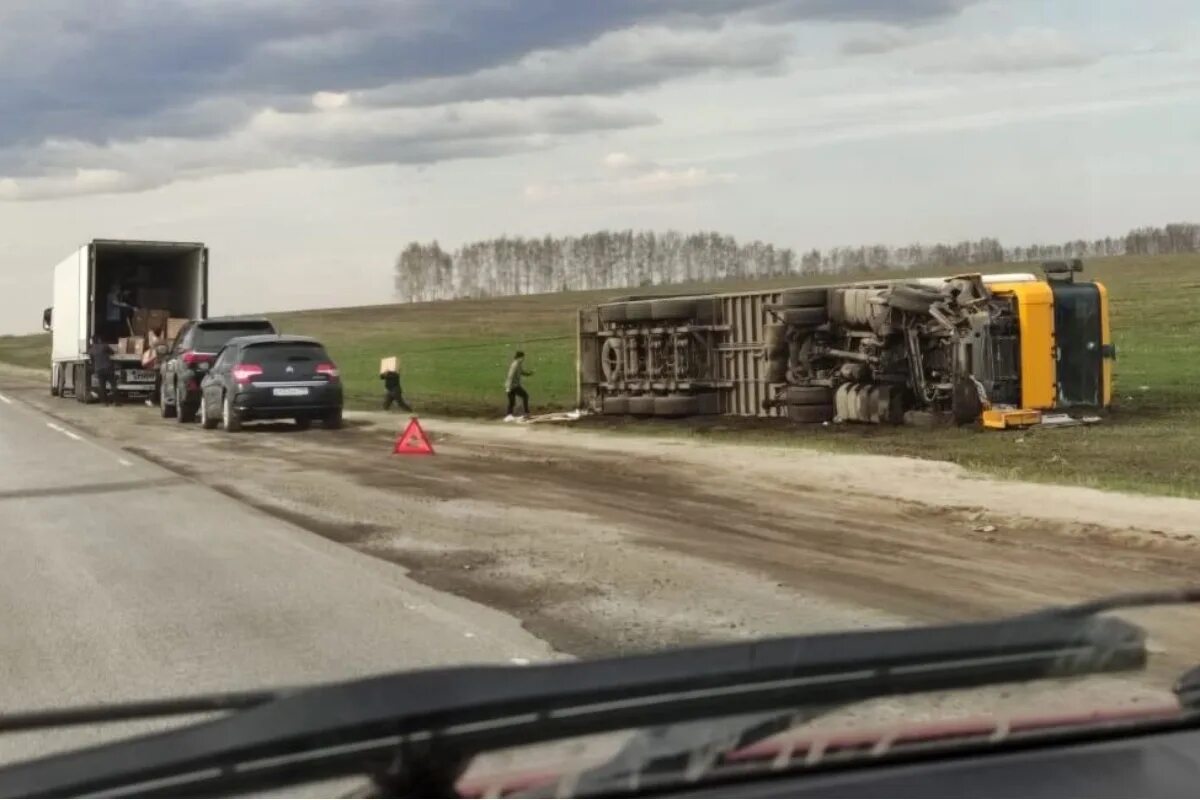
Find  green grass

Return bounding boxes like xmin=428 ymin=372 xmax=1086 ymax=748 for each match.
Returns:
xmin=4 ymin=254 xmax=1199 ymax=497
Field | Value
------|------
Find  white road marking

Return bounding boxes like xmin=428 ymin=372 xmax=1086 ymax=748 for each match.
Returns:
xmin=509 ymin=657 xmax=531 ymax=665
xmin=118 ymin=458 xmax=133 ymax=467
xmin=46 ymin=422 xmax=83 ymax=441
xmin=0 ymin=393 xmax=11 ymax=404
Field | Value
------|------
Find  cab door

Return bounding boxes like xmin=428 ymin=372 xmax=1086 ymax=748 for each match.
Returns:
xmin=1050 ymin=282 xmax=1103 ymax=407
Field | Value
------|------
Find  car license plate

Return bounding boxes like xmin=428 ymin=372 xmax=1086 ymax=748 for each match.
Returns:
xmin=126 ymin=370 xmax=156 ymax=382
xmin=273 ymin=387 xmax=309 ymax=397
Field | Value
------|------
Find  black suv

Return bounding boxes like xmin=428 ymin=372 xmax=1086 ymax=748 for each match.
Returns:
xmin=158 ymin=317 xmax=276 ymax=422
xmin=198 ymin=335 xmax=343 ymax=431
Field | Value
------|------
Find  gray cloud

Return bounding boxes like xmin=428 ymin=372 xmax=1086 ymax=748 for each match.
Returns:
xmin=0 ymin=0 xmax=972 ymax=198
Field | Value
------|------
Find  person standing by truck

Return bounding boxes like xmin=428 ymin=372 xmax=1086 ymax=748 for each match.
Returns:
xmin=380 ymin=368 xmax=412 ymax=412
xmin=88 ymin=336 xmax=119 ymax=406
xmin=504 ymin=350 xmax=533 ymax=421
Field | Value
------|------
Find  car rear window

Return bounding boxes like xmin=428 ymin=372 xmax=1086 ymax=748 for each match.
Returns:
xmin=194 ymin=322 xmax=275 ymax=351
xmin=243 ymin=342 xmax=330 ymax=365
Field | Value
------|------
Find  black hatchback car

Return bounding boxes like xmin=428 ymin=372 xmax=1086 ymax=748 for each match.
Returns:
xmin=158 ymin=316 xmax=277 ymax=422
xmin=198 ymin=335 xmax=343 ymax=431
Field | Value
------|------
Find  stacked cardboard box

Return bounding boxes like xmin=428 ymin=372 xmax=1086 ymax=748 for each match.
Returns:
xmin=130 ymin=308 xmax=170 ymax=336
xmin=116 ymin=336 xmax=146 ymax=355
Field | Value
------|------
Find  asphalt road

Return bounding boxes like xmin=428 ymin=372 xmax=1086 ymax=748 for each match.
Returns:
xmin=0 ymin=388 xmax=555 ymax=768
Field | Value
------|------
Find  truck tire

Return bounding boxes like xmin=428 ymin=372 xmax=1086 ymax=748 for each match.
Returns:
xmin=779 ymin=288 xmax=828 ymax=308
xmin=222 ymin=393 xmax=242 ymax=432
xmin=788 ymin=403 xmax=834 ymax=423
xmin=765 ymin=357 xmax=787 ymax=384
xmin=323 ymin=409 xmax=344 ymax=429
xmin=627 ymin=395 xmax=656 ymax=415
xmin=176 ymin=380 xmax=195 ymax=423
xmin=624 ymin=301 xmax=654 ymax=322
xmin=200 ymin=396 xmax=219 ymax=429
xmin=889 ymin=285 xmax=941 ymax=314
xmin=653 ymin=394 xmax=698 ymax=417
xmin=599 ymin=304 xmax=627 ymax=324
xmin=781 ymin=306 xmax=828 ymax=326
xmin=75 ymin=364 xmax=91 ymax=404
xmin=785 ymin=385 xmax=832 ymax=405
xmin=160 ymin=379 xmax=177 ymax=418
xmin=763 ymin=324 xmax=787 ymax=358
xmin=53 ymin=365 xmax=64 ymax=398
xmin=649 ymin=298 xmax=696 ymax=321
xmin=50 ymin=366 xmax=59 ymax=397
xmin=602 ymin=396 xmax=628 ymax=415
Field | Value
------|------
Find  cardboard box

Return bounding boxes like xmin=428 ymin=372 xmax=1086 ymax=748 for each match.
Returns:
xmin=380 ymin=356 xmax=398 ymax=373
xmin=116 ymin=336 xmax=146 ymax=355
xmin=131 ymin=308 xmax=170 ymax=336
xmin=166 ymin=317 xmax=188 ymax=341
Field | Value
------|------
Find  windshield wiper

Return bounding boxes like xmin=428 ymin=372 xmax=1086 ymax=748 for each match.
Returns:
xmin=0 ymin=596 xmax=1156 ymax=798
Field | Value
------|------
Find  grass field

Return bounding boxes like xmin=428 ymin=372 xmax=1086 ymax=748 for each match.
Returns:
xmin=3 ymin=254 xmax=1198 ymax=496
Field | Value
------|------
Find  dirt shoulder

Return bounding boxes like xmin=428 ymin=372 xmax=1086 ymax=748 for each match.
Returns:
xmin=4 ymin=366 xmax=1199 ymax=690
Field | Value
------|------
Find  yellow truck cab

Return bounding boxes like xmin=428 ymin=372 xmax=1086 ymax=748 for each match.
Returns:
xmin=986 ymin=260 xmax=1113 ymax=413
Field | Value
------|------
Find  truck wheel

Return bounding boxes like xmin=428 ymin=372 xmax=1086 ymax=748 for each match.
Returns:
xmin=649 ymin=298 xmax=696 ymax=321
xmin=200 ymin=396 xmax=219 ymax=429
xmin=785 ymin=385 xmax=832 ymax=405
xmin=653 ymin=394 xmax=698 ymax=417
xmin=889 ymin=285 xmax=941 ymax=314
xmin=53 ymin=365 xmax=65 ymax=398
xmin=222 ymin=393 xmax=242 ymax=432
xmin=624 ymin=301 xmax=654 ymax=322
xmin=599 ymin=304 xmax=627 ymax=324
xmin=781 ymin=307 xmax=828 ymax=326
xmin=323 ymin=408 xmax=344 ymax=429
xmin=75 ymin=364 xmax=91 ymax=404
xmin=602 ymin=396 xmax=629 ymax=415
xmin=779 ymin=288 xmax=828 ymax=308
xmin=627 ymin=395 xmax=656 ymax=415
xmin=788 ymin=403 xmax=834 ymax=423
xmin=176 ymin=381 xmax=195 ymax=423
xmin=160 ymin=379 xmax=177 ymax=418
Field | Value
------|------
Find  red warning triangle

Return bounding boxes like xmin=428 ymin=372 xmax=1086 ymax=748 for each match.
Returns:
xmin=394 ymin=417 xmax=435 ymax=455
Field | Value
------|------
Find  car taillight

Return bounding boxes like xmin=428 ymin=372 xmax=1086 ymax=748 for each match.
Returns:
xmin=315 ymin=362 xmax=340 ymax=380
xmin=181 ymin=351 xmax=214 ymax=366
xmin=232 ymin=363 xmax=263 ymax=384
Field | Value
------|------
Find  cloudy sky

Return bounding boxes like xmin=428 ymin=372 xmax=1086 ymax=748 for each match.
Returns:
xmin=2 ymin=0 xmax=1198 ymax=334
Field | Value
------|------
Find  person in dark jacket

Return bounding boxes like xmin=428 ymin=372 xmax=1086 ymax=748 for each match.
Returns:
xmin=87 ymin=337 xmax=119 ymax=406
xmin=504 ymin=351 xmax=533 ymax=420
xmin=380 ymin=369 xmax=412 ymax=412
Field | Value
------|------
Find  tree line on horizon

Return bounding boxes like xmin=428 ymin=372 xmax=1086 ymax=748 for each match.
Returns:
xmin=393 ymin=223 xmax=1200 ymax=303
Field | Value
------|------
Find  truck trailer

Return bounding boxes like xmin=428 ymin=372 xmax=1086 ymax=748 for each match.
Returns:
xmin=577 ymin=261 xmax=1113 ymax=425
xmin=45 ymin=239 xmax=208 ymax=402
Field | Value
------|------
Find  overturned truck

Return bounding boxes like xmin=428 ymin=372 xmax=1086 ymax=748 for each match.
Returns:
xmin=577 ymin=262 xmax=1114 ymax=425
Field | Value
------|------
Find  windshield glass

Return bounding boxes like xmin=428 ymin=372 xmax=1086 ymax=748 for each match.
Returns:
xmin=193 ymin=324 xmax=273 ymax=352
xmin=2 ymin=0 xmax=1199 ymax=795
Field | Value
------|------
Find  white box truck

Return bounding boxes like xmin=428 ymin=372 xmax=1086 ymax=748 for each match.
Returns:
xmin=44 ymin=239 xmax=208 ymax=402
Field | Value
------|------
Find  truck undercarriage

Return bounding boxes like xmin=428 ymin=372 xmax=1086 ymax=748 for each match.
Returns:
xmin=578 ymin=270 xmax=1089 ymax=425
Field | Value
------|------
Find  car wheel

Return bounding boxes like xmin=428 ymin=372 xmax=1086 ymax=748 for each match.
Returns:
xmin=294 ymin=416 xmax=312 ymax=430
xmin=176 ymin=381 xmax=195 ymax=423
xmin=322 ymin=408 xmax=343 ymax=429
xmin=222 ymin=393 xmax=242 ymax=432
xmin=160 ymin=378 xmax=177 ymax=418
xmin=200 ymin=395 xmax=219 ymax=429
